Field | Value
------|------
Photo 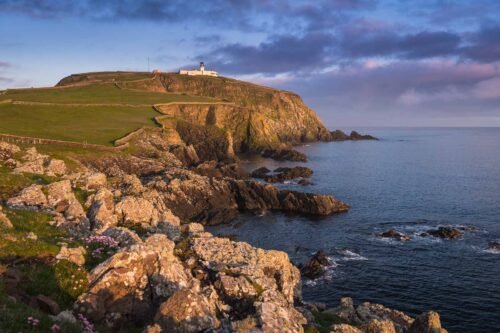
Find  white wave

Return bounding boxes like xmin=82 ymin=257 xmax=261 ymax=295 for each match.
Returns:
xmin=334 ymin=249 xmax=368 ymax=261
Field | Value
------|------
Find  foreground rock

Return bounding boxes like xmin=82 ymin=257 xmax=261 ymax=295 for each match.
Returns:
xmin=75 ymin=231 xmax=306 ymax=332
xmin=319 ymin=297 xmax=447 ymax=333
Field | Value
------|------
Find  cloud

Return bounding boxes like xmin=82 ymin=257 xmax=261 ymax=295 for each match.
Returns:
xmin=399 ymin=76 xmax=500 ymax=105
xmin=461 ymin=25 xmax=500 ymax=63
xmin=339 ymin=30 xmax=461 ymax=60
xmin=201 ymin=32 xmax=335 ymax=75
xmin=0 ymin=61 xmax=12 ymax=69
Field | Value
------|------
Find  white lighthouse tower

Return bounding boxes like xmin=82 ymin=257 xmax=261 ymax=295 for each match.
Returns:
xmin=179 ymin=62 xmax=218 ymax=77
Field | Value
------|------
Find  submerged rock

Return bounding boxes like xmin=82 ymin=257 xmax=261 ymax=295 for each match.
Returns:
xmin=251 ymin=166 xmax=271 ymax=178
xmin=299 ymin=250 xmax=330 ymax=279
xmin=380 ymin=229 xmax=411 ymax=241
xmin=423 ymin=226 xmax=462 ymax=239
xmin=261 ymin=148 xmax=308 ymax=162
xmin=487 ymin=241 xmax=500 ymax=251
xmin=264 ymin=166 xmax=313 ymax=183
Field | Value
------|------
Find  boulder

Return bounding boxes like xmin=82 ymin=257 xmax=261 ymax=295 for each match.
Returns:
xmin=360 ymin=319 xmax=397 ymax=333
xmin=154 ymin=289 xmax=220 ymax=332
xmin=84 ymin=172 xmax=107 ymax=191
xmin=100 ymin=227 xmax=142 ymax=247
xmin=115 ymin=196 xmax=159 ymax=226
xmin=299 ymin=250 xmax=330 ymax=279
xmin=192 ymin=236 xmax=301 ymax=305
xmin=44 ymin=159 xmax=67 ymax=176
xmin=324 ymin=297 xmax=361 ymax=325
xmin=88 ymin=188 xmax=117 ymax=231
xmin=75 ymin=234 xmax=194 ymax=324
xmin=0 ymin=142 xmax=21 ymax=160
xmin=33 ymin=294 xmax=60 ymax=315
xmin=380 ymin=230 xmax=411 ymax=241
xmin=408 ymin=311 xmax=447 ymax=333
xmin=330 ymin=324 xmax=363 ymax=333
xmin=46 ymin=180 xmax=85 ymax=220
xmin=14 ymin=147 xmax=48 ymax=175
xmin=255 ymin=290 xmax=307 ymax=333
xmin=56 ymin=246 xmax=86 ymax=266
xmin=0 ymin=206 xmax=13 ymax=228
xmin=7 ymin=184 xmax=48 ymax=210
xmin=356 ymin=302 xmax=414 ymax=333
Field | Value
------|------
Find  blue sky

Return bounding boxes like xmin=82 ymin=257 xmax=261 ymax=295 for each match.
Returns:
xmin=1 ymin=0 xmax=500 ymax=127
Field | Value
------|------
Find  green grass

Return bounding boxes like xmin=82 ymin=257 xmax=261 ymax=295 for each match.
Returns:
xmin=0 ymin=283 xmax=81 ymax=333
xmin=0 ymin=165 xmax=58 ymax=201
xmin=0 ymin=103 xmax=159 ymax=145
xmin=0 ymin=83 xmax=216 ymax=105
xmin=0 ymin=209 xmax=69 ymax=258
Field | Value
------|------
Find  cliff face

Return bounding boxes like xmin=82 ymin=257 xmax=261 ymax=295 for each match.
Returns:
xmin=57 ymin=72 xmax=333 ymax=153
xmin=157 ymin=74 xmax=332 ymax=150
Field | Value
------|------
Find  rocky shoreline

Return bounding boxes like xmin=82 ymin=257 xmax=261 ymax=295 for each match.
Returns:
xmin=0 ymin=136 xmax=450 ymax=333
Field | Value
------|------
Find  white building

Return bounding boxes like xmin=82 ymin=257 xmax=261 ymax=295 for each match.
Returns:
xmin=179 ymin=62 xmax=218 ymax=77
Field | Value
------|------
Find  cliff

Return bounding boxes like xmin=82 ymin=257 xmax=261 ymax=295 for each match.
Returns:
xmin=57 ymin=72 xmax=333 ymax=153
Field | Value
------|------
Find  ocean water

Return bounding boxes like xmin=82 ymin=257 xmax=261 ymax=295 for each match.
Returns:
xmin=208 ymin=128 xmax=500 ymax=333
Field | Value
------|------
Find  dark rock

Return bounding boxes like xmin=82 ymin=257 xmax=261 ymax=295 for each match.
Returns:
xmin=251 ymin=166 xmax=271 ymax=178
xmin=328 ymin=129 xmax=378 ymax=141
xmin=349 ymin=131 xmax=378 ymax=141
xmin=330 ymin=129 xmax=350 ymax=141
xmin=409 ymin=311 xmax=447 ymax=333
xmin=488 ymin=241 xmax=500 ymax=250
xmin=261 ymin=148 xmax=307 ymax=162
xmin=264 ymin=166 xmax=313 ymax=183
xmin=33 ymin=294 xmax=60 ymax=315
xmin=380 ymin=229 xmax=411 ymax=241
xmin=425 ymin=226 xmax=463 ymax=239
xmin=299 ymin=250 xmax=330 ymax=279
xmin=298 ymin=178 xmax=312 ymax=186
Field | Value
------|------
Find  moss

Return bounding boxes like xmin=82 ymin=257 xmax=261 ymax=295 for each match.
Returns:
xmin=174 ymin=237 xmax=195 ymax=261
xmin=311 ymin=310 xmax=350 ymax=333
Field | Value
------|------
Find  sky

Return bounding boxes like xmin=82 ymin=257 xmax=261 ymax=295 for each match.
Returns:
xmin=1 ymin=0 xmax=500 ymax=127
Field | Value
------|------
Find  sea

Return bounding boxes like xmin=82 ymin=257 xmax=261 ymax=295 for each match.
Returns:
xmin=208 ymin=128 xmax=500 ymax=333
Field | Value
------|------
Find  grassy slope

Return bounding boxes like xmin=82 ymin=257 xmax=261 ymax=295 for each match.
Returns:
xmin=0 ymin=82 xmax=219 ymax=145
xmin=0 ymin=83 xmax=214 ymax=105
xmin=0 ymin=103 xmax=159 ymax=145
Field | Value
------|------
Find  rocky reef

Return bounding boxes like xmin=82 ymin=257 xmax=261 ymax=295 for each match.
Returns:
xmin=0 ymin=135 xmax=451 ymax=333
